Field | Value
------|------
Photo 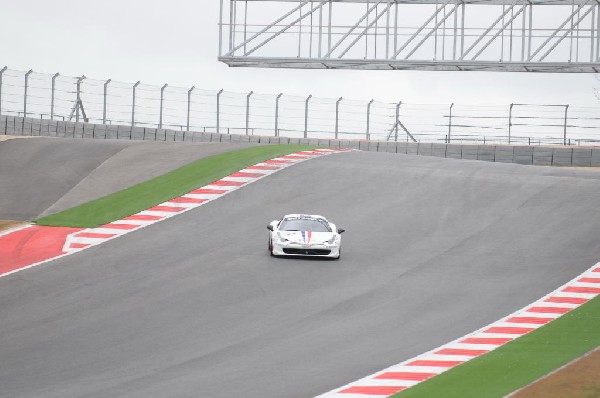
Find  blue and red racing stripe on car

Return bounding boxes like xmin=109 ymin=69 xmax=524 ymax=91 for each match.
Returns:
xmin=300 ymin=231 xmax=312 ymax=244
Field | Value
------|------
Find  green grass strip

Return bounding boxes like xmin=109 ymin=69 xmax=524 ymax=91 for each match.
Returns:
xmin=394 ymin=294 xmax=600 ymax=398
xmin=36 ymin=144 xmax=315 ymax=228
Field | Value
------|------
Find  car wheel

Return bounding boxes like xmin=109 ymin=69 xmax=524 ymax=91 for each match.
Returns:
xmin=334 ymin=248 xmax=341 ymax=260
xmin=268 ymin=238 xmax=274 ymax=256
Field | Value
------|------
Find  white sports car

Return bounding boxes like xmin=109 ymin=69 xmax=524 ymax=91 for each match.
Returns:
xmin=267 ymin=214 xmax=344 ymax=259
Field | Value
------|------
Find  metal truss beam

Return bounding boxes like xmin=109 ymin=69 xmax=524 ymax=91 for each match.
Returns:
xmin=242 ymin=0 xmax=594 ymax=4
xmin=219 ymin=56 xmax=600 ymax=72
xmin=219 ymin=0 xmax=600 ymax=72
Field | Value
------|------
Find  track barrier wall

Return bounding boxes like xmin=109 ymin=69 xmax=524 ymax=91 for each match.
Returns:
xmin=2 ymin=115 xmax=600 ymax=167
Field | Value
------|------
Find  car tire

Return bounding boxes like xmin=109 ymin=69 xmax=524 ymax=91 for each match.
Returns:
xmin=334 ymin=248 xmax=341 ymax=260
xmin=268 ymin=238 xmax=274 ymax=256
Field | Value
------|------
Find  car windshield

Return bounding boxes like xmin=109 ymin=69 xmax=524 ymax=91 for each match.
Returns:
xmin=279 ymin=218 xmax=331 ymax=232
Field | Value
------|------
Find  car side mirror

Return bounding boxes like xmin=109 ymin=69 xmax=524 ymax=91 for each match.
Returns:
xmin=337 ymin=228 xmax=345 ymax=234
xmin=267 ymin=225 xmax=274 ymax=231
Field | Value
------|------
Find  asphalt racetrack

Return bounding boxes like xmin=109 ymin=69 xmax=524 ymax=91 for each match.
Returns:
xmin=2 ymin=149 xmax=600 ymax=398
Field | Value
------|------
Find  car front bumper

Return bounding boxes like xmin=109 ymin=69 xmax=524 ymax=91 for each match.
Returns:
xmin=272 ymin=242 xmax=340 ymax=258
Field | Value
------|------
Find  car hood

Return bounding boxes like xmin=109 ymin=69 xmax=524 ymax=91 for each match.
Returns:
xmin=277 ymin=231 xmax=335 ymax=244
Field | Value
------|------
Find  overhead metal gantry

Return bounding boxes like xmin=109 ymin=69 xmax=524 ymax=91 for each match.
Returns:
xmin=218 ymin=0 xmax=600 ymax=72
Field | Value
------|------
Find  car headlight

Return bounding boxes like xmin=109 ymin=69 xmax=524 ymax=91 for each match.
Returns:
xmin=277 ymin=232 xmax=290 ymax=243
xmin=326 ymin=236 xmax=338 ymax=245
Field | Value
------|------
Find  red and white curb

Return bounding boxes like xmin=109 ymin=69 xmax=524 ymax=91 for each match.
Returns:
xmin=0 ymin=148 xmax=352 ymax=278
xmin=316 ymin=262 xmax=600 ymax=397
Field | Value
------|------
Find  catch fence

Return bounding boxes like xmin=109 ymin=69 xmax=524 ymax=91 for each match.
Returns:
xmin=1 ymin=67 xmax=599 ymax=145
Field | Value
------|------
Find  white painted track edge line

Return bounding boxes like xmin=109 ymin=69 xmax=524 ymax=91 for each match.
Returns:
xmin=1 ymin=150 xmax=351 ymax=280
xmin=0 ymin=251 xmax=75 ymax=279
xmin=0 ymin=223 xmax=33 ymax=238
xmin=316 ymin=260 xmax=600 ymax=397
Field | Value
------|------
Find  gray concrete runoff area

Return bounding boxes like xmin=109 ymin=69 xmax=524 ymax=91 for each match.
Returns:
xmin=3 ymin=115 xmax=600 ymax=167
xmin=0 ymin=138 xmax=257 ymax=221
xmin=2 ymin=140 xmax=600 ymax=398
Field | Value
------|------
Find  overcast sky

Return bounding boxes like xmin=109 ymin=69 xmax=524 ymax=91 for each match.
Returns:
xmin=1 ymin=0 xmax=599 ymax=106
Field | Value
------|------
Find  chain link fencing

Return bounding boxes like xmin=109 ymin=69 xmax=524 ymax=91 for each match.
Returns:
xmin=1 ymin=67 xmax=599 ymax=146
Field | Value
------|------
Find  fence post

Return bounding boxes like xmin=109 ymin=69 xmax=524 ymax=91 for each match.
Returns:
xmin=563 ymin=104 xmax=569 ymax=146
xmin=159 ymin=83 xmax=168 ymax=129
xmin=366 ymin=99 xmax=374 ymax=140
xmin=103 ymin=78 xmax=111 ymax=124
xmin=51 ymin=73 xmax=59 ymax=120
xmin=74 ymin=75 xmax=86 ymax=122
xmin=132 ymin=81 xmax=141 ymax=126
xmin=335 ymin=97 xmax=342 ymax=139
xmin=216 ymin=89 xmax=223 ymax=133
xmin=275 ymin=93 xmax=283 ymax=136
xmin=24 ymin=69 xmax=33 ymax=118
xmin=246 ymin=90 xmax=253 ymax=135
xmin=187 ymin=86 xmax=195 ymax=131
xmin=508 ymin=103 xmax=514 ymax=144
xmin=0 ymin=66 xmax=6 ymax=116
xmin=395 ymin=101 xmax=402 ymax=142
xmin=304 ymin=94 xmax=312 ymax=139
xmin=448 ymin=103 xmax=454 ymax=143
